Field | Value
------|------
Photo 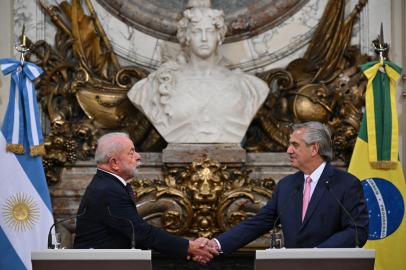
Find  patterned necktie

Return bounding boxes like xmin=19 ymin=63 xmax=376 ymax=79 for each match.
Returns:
xmin=302 ymin=176 xmax=312 ymax=221
xmin=125 ymin=184 xmax=136 ymax=203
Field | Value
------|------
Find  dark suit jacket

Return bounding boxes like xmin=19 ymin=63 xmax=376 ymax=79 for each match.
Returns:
xmin=217 ymin=162 xmax=369 ymax=254
xmin=73 ymin=170 xmax=188 ymax=258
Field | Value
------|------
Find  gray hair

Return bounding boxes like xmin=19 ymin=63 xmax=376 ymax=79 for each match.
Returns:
xmin=292 ymin=121 xmax=333 ymax=161
xmin=94 ymin=132 xmax=131 ymax=164
xmin=177 ymin=6 xmax=227 ymax=48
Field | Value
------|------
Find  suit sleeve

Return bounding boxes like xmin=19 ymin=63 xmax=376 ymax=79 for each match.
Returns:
xmin=317 ymin=176 xmax=369 ymax=248
xmin=216 ymin=184 xmax=280 ymax=254
xmin=100 ymin=186 xmax=189 ymax=258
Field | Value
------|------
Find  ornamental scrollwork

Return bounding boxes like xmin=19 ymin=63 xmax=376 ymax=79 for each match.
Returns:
xmin=131 ymin=158 xmax=275 ymax=240
xmin=244 ymin=0 xmax=369 ymax=162
xmin=27 ymin=0 xmax=369 ymax=184
xmin=26 ymin=0 xmax=158 ymax=183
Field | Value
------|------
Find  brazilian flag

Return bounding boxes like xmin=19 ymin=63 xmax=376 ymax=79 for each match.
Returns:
xmin=348 ymin=60 xmax=406 ymax=270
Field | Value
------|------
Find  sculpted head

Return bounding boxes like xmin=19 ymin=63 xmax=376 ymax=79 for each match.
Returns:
xmin=177 ymin=0 xmax=227 ymax=58
xmin=127 ymin=0 xmax=269 ymax=144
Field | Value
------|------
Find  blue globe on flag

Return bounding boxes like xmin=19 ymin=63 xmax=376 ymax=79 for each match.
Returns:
xmin=362 ymin=178 xmax=405 ymax=240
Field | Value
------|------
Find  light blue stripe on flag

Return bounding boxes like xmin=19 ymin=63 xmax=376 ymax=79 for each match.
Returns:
xmin=0 ymin=58 xmax=44 ymax=155
xmin=13 ymin=134 xmax=52 ymax=212
xmin=0 ymin=228 xmax=26 ymax=270
xmin=0 ymin=131 xmax=53 ymax=270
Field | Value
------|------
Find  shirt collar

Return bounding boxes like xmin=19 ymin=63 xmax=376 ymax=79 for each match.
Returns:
xmin=304 ymin=162 xmax=326 ymax=184
xmin=97 ymin=168 xmax=128 ymax=186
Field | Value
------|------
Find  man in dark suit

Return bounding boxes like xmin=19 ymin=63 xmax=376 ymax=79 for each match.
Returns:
xmin=73 ymin=132 xmax=217 ymax=262
xmin=198 ymin=121 xmax=368 ymax=256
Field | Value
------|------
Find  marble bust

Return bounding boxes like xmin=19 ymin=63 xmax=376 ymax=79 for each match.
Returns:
xmin=127 ymin=0 xmax=269 ymax=143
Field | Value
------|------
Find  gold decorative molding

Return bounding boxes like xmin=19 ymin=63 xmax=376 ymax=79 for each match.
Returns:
xmin=131 ymin=157 xmax=275 ymax=242
xmin=245 ymin=0 xmax=368 ymax=162
xmin=28 ymin=0 xmax=156 ymax=183
xmin=27 ymin=0 xmax=369 ymax=183
xmin=25 ymin=0 xmax=370 ymax=250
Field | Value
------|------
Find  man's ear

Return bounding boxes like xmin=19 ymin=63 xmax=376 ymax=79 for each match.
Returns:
xmin=311 ymin=143 xmax=320 ymax=157
xmin=109 ymin=157 xmax=119 ymax=171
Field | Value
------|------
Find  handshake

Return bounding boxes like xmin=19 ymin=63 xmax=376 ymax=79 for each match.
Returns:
xmin=188 ymin=237 xmax=221 ymax=264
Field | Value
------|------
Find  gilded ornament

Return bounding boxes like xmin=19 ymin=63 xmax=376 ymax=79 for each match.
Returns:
xmin=28 ymin=0 xmax=370 ymax=183
xmin=23 ymin=0 xmax=370 ymax=247
xmin=132 ymin=157 xmax=275 ymax=242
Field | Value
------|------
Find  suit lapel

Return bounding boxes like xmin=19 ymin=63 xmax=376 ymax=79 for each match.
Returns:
xmin=97 ymin=170 xmax=136 ymax=205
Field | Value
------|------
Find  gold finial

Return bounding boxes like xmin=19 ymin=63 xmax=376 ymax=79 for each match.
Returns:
xmin=15 ymin=24 xmax=30 ymax=63
xmin=21 ymin=24 xmax=27 ymax=46
xmin=372 ymin=23 xmax=389 ymax=61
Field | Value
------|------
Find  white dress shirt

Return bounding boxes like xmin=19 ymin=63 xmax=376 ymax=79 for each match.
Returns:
xmin=303 ymin=161 xmax=326 ymax=199
xmin=213 ymin=162 xmax=327 ymax=252
xmin=97 ymin=168 xmax=128 ymax=186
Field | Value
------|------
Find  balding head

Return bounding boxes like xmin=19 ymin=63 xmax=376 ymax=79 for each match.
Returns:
xmin=95 ymin=132 xmax=131 ymax=164
xmin=95 ymin=132 xmax=141 ymax=180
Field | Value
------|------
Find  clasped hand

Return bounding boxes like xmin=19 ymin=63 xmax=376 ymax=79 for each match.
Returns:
xmin=188 ymin=238 xmax=220 ymax=264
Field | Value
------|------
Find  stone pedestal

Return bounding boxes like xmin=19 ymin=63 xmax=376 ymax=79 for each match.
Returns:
xmin=162 ymin=143 xmax=246 ymax=165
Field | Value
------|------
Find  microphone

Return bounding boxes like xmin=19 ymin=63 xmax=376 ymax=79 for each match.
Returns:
xmin=270 ymin=185 xmax=301 ymax=248
xmin=47 ymin=207 xmax=86 ymax=249
xmin=324 ymin=180 xmax=360 ymax=248
xmin=106 ymin=204 xmax=136 ymax=249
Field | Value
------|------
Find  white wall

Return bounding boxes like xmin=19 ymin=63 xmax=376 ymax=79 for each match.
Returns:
xmin=0 ymin=0 xmax=13 ymax=125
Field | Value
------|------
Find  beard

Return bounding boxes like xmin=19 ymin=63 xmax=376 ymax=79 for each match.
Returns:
xmin=123 ymin=163 xmax=138 ymax=179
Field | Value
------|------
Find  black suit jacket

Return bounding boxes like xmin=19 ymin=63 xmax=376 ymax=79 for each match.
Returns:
xmin=217 ymin=163 xmax=369 ymax=254
xmin=73 ymin=170 xmax=188 ymax=258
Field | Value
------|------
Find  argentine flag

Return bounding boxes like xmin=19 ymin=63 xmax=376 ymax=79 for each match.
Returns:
xmin=0 ymin=59 xmax=53 ymax=270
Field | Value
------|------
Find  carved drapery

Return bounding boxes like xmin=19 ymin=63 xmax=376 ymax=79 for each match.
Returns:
xmin=27 ymin=0 xmax=368 ymax=184
xmin=28 ymin=0 xmax=163 ymax=182
xmin=25 ymin=0 xmax=365 ymax=181
xmin=22 ymin=0 xmax=368 ymax=248
xmin=244 ymin=0 xmax=368 ymax=162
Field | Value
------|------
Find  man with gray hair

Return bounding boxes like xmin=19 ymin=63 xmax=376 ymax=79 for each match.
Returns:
xmin=197 ymin=121 xmax=369 ymax=258
xmin=74 ymin=132 xmax=217 ymax=262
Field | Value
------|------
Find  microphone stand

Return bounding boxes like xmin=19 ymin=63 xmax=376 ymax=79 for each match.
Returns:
xmin=270 ymin=225 xmax=281 ymax=248
xmin=325 ymin=181 xmax=360 ymax=248
xmin=270 ymin=185 xmax=301 ymax=248
xmin=47 ymin=208 xmax=87 ymax=249
xmin=107 ymin=206 xmax=136 ymax=249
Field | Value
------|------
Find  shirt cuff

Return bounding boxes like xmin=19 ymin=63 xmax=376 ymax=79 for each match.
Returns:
xmin=213 ymin=238 xmax=223 ymax=253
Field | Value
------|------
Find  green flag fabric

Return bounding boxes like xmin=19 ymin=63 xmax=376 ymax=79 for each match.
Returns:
xmin=348 ymin=60 xmax=406 ymax=270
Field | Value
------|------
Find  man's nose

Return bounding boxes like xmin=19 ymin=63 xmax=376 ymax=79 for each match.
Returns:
xmin=286 ymin=146 xmax=293 ymax=153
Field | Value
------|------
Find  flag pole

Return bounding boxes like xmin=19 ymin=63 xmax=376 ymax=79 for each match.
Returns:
xmin=15 ymin=24 xmax=30 ymax=64
xmin=372 ymin=23 xmax=389 ymax=62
